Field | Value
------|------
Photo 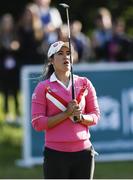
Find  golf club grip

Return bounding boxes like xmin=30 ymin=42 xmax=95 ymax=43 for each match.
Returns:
xmin=74 ymin=116 xmax=78 ymax=122
xmin=71 ymin=70 xmax=78 ymax=122
xmin=71 ymin=68 xmax=79 ymax=122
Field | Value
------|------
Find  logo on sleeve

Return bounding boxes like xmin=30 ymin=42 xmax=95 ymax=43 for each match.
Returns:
xmin=32 ymin=93 xmax=36 ymax=100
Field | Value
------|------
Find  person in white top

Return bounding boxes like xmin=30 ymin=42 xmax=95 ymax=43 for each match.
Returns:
xmin=33 ymin=0 xmax=62 ymax=44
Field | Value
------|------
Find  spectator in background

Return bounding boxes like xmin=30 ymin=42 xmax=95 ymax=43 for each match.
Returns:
xmin=58 ymin=23 xmax=79 ymax=64
xmin=17 ymin=3 xmax=45 ymax=66
xmin=57 ymin=24 xmax=68 ymax=42
xmin=91 ymin=7 xmax=112 ymax=61
xmin=0 ymin=13 xmax=20 ymax=121
xmin=33 ymin=0 xmax=62 ymax=45
xmin=105 ymin=18 xmax=133 ymax=62
xmin=130 ymin=38 xmax=133 ymax=60
xmin=71 ymin=20 xmax=92 ymax=62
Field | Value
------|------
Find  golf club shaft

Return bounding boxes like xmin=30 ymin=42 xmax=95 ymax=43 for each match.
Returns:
xmin=65 ymin=8 xmax=75 ymax=100
xmin=60 ymin=4 xmax=78 ymax=122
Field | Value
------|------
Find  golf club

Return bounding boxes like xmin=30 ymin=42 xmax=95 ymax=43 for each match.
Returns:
xmin=59 ymin=3 xmax=78 ymax=122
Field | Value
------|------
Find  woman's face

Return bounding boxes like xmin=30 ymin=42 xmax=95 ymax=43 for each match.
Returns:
xmin=52 ymin=46 xmax=71 ymax=73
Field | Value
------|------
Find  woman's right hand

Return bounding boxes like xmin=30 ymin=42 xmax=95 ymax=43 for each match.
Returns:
xmin=65 ymin=99 xmax=78 ymax=116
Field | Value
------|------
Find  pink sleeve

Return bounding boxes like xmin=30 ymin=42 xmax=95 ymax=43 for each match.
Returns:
xmin=84 ymin=78 xmax=100 ymax=126
xmin=31 ymin=82 xmax=49 ymax=131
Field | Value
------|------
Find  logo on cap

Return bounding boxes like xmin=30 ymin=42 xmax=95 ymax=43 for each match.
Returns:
xmin=53 ymin=42 xmax=60 ymax=47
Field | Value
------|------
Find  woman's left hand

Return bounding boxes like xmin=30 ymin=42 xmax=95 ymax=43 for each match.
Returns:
xmin=72 ymin=103 xmax=82 ymax=122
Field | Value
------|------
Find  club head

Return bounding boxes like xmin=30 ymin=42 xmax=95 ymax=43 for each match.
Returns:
xmin=59 ymin=3 xmax=69 ymax=8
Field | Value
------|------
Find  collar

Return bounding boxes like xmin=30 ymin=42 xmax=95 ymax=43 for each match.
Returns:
xmin=50 ymin=72 xmax=58 ymax=82
xmin=50 ymin=72 xmax=72 ymax=89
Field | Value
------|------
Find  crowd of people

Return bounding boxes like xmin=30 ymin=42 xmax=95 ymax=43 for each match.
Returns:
xmin=0 ymin=0 xmax=133 ymax=121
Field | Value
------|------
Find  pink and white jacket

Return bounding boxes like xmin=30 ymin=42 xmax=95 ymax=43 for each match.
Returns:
xmin=31 ymin=73 xmax=100 ymax=152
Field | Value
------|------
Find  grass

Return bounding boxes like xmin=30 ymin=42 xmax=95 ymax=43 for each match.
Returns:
xmin=0 ymin=122 xmax=133 ymax=179
xmin=0 ymin=121 xmax=43 ymax=179
xmin=0 ymin=144 xmax=41 ymax=179
xmin=95 ymin=161 xmax=133 ymax=179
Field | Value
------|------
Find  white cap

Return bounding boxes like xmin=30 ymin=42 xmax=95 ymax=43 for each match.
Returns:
xmin=47 ymin=41 xmax=70 ymax=58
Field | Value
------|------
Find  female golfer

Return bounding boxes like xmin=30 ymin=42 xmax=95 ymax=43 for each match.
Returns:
xmin=31 ymin=41 xmax=100 ymax=179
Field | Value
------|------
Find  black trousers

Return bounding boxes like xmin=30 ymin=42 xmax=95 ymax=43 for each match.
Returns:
xmin=43 ymin=147 xmax=95 ymax=179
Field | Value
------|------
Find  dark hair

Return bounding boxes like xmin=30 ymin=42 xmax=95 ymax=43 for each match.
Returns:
xmin=42 ymin=62 xmax=55 ymax=80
